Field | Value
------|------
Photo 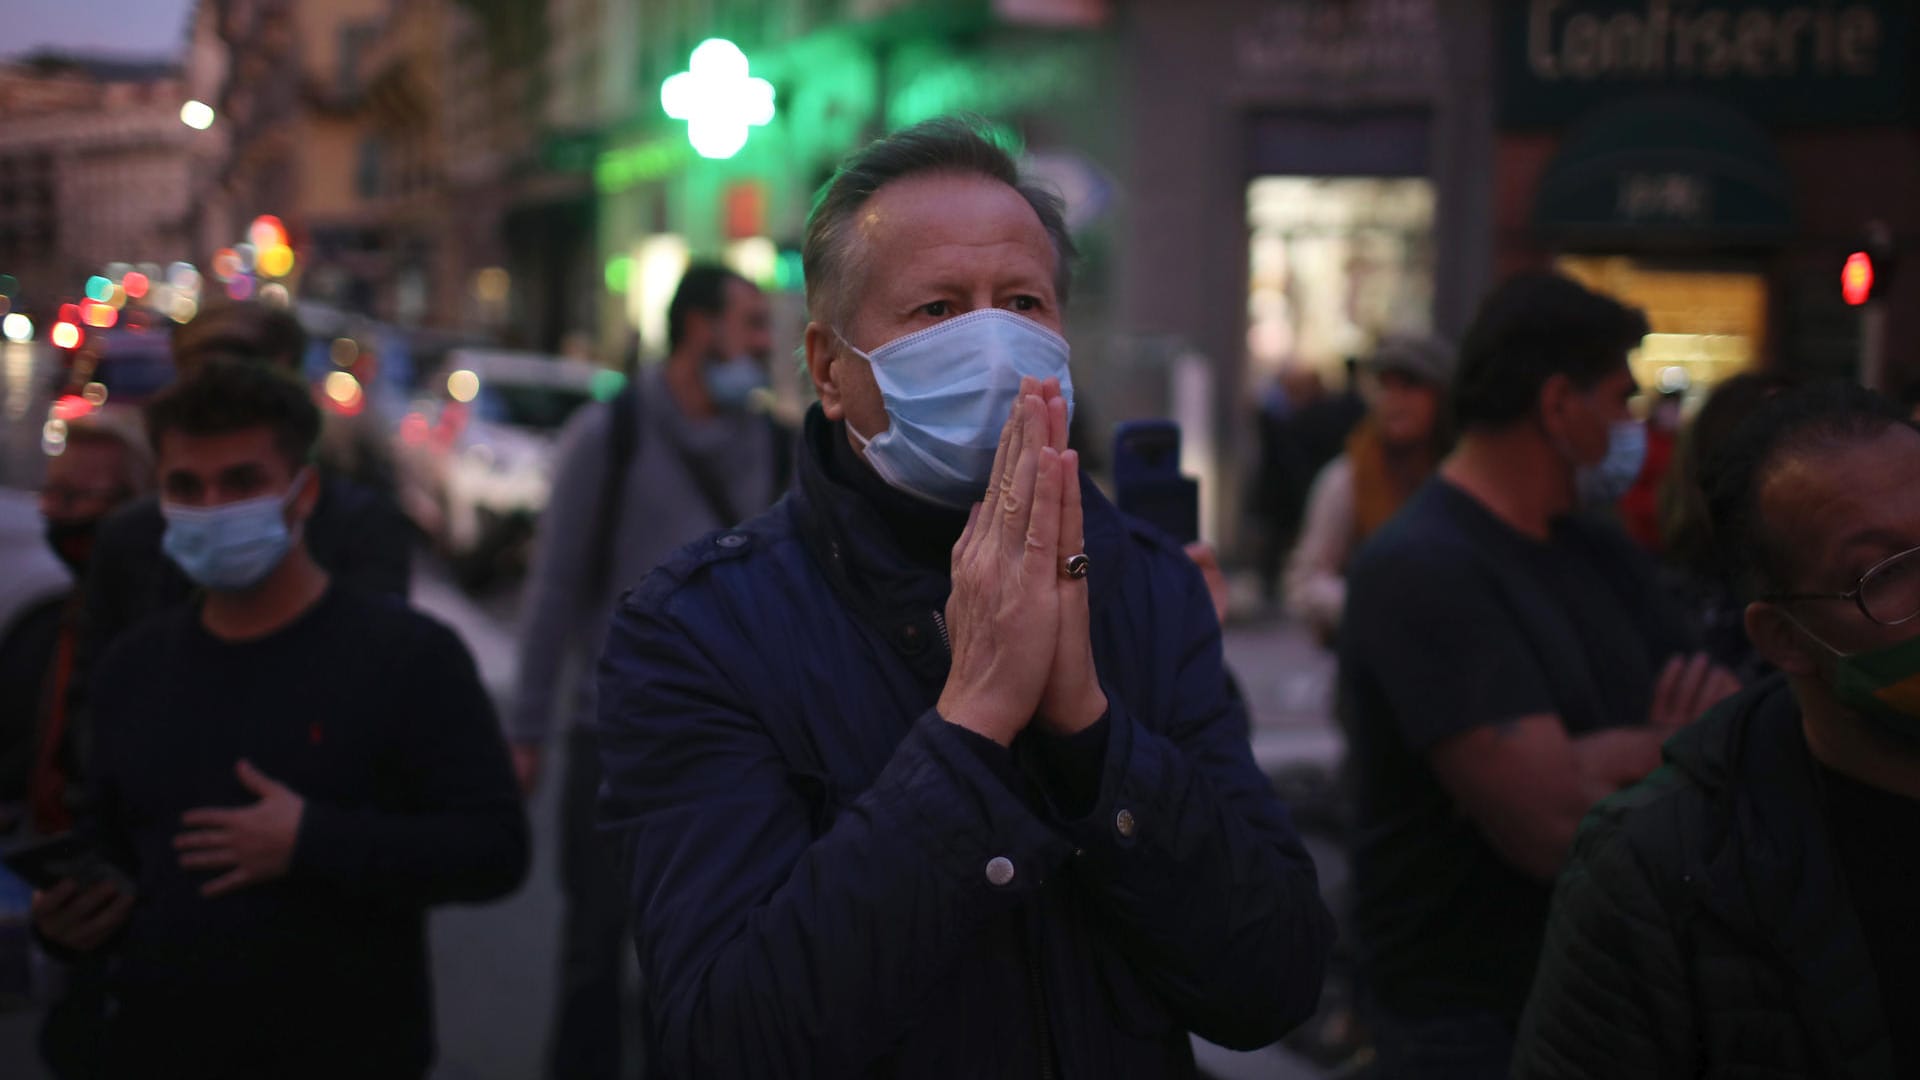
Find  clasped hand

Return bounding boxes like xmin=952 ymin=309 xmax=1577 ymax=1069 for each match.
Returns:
xmin=935 ymin=377 xmax=1107 ymax=746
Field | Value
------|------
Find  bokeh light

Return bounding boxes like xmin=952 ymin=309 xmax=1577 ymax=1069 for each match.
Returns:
xmin=180 ymin=100 xmax=215 ymax=130
xmin=53 ymin=394 xmax=93 ymax=422
xmin=325 ymin=371 xmax=361 ymax=405
xmin=80 ymin=300 xmax=118 ymax=328
xmin=447 ymin=369 xmax=480 ymax=403
xmin=249 ymin=215 xmax=288 ymax=249
xmin=258 ymin=244 xmax=295 ymax=278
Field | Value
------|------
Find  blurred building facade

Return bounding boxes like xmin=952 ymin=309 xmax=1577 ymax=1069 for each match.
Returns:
xmin=0 ymin=55 xmax=211 ymax=307
xmin=587 ymin=0 xmax=1475 ymax=543
xmin=29 ymin=0 xmax=1909 ymax=537
xmin=1490 ymin=0 xmax=1920 ymax=400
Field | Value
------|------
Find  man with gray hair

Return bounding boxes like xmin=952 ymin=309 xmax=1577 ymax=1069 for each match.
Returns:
xmin=596 ymin=116 xmax=1333 ymax=1077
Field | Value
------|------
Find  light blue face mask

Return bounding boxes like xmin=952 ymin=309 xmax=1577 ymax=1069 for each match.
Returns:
xmin=1576 ymin=419 xmax=1649 ymax=507
xmin=703 ymin=354 xmax=768 ymax=412
xmin=839 ymin=308 xmax=1073 ymax=509
xmin=161 ymin=470 xmax=308 ymax=591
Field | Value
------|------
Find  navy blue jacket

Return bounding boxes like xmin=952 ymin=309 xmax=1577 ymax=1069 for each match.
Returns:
xmin=598 ymin=408 xmax=1332 ymax=1078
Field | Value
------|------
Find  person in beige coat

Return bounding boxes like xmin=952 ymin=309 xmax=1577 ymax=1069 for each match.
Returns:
xmin=1284 ymin=336 xmax=1452 ymax=642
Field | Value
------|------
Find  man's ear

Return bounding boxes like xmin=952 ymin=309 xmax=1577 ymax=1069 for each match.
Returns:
xmin=1747 ymin=600 xmax=1822 ymax=678
xmin=290 ymin=465 xmax=322 ymax=522
xmin=804 ymin=322 xmax=845 ymax=421
xmin=1536 ymin=372 xmax=1575 ymax=438
xmin=683 ymin=309 xmax=715 ymax=357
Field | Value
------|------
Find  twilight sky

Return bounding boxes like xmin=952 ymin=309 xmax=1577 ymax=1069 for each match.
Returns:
xmin=6 ymin=1 xmax=196 ymax=60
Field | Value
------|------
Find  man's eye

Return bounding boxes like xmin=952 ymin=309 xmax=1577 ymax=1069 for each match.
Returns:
xmin=1010 ymin=296 xmax=1039 ymax=312
xmin=920 ymin=301 xmax=951 ymax=317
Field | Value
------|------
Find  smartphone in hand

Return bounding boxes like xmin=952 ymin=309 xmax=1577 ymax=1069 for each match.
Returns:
xmin=3 ymin=833 xmax=134 ymax=894
xmin=1112 ymin=419 xmax=1200 ymax=545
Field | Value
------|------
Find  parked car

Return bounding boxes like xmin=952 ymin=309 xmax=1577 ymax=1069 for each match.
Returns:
xmin=392 ymin=349 xmax=612 ymax=587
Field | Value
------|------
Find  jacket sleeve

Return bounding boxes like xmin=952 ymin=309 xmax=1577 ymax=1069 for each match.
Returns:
xmin=292 ymin=621 xmax=530 ymax=904
xmin=1283 ymin=456 xmax=1354 ymax=640
xmin=596 ymin=595 xmax=1077 ymax=1078
xmin=1513 ymin=808 xmax=1695 ymax=1079
xmin=1048 ymin=555 xmax=1335 ymax=1050
xmin=505 ymin=404 xmax=611 ymax=744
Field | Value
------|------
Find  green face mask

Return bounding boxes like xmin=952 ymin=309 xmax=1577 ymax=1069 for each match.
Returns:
xmin=1831 ymin=632 xmax=1920 ymax=740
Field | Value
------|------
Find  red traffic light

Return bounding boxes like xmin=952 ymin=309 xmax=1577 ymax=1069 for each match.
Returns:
xmin=1842 ymin=251 xmax=1875 ymax=307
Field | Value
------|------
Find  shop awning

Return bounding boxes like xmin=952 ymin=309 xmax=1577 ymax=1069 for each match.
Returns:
xmin=1534 ymin=96 xmax=1794 ymax=245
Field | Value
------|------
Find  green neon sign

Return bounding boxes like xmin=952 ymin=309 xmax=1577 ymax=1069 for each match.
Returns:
xmin=661 ymin=38 xmax=775 ymax=160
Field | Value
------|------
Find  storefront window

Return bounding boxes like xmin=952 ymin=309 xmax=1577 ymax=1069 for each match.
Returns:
xmin=1245 ymin=176 xmax=1435 ymax=390
xmin=1557 ymin=255 xmax=1767 ymax=403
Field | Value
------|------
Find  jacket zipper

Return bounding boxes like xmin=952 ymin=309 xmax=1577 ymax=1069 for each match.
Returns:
xmin=932 ymin=609 xmax=951 ymax=654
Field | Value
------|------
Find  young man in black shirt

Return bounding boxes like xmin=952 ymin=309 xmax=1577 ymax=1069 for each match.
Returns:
xmin=30 ymin=361 xmax=528 ymax=1079
xmin=1516 ymin=383 xmax=1920 ymax=1078
xmin=1339 ymin=272 xmax=1738 ymax=1077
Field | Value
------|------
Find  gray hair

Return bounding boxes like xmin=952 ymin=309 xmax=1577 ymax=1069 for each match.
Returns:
xmin=802 ymin=116 xmax=1076 ymax=330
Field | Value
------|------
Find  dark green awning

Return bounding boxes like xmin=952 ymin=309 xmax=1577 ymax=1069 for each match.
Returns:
xmin=1534 ymin=96 xmax=1794 ymax=244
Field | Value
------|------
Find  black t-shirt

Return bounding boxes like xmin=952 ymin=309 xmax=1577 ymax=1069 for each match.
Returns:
xmin=1822 ymin=766 xmax=1920 ymax=1076
xmin=85 ymin=585 xmax=527 ymax=1079
xmin=1340 ymin=479 xmax=1691 ymax=1020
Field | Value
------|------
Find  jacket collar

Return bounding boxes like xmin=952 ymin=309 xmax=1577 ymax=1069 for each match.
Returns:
xmin=1665 ymin=677 xmax=1892 ymax=1074
xmin=789 ymin=403 xmax=1129 ymax=684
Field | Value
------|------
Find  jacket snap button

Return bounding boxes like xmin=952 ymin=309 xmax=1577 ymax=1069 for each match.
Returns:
xmin=1115 ymin=809 xmax=1136 ymax=838
xmin=717 ymin=533 xmax=748 ymax=549
xmin=985 ymin=856 xmax=1016 ymax=887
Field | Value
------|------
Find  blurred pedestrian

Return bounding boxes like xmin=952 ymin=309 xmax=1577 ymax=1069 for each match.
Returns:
xmin=0 ymin=413 xmax=150 ymax=835
xmin=507 ymin=263 xmax=786 ymax=1080
xmin=30 ymin=361 xmax=528 ymax=1079
xmin=1616 ymin=389 xmax=1682 ymax=551
xmin=1284 ymin=335 xmax=1451 ymax=642
xmin=596 ymin=117 xmax=1333 ymax=1078
xmin=1655 ymin=372 xmax=1798 ymax=682
xmin=84 ymin=300 xmax=411 ymax=657
xmin=1516 ymin=382 xmax=1920 ymax=1078
xmin=1339 ymin=272 xmax=1738 ymax=1077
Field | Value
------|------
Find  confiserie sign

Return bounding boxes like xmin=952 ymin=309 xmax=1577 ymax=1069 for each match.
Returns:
xmin=1499 ymin=0 xmax=1913 ymax=127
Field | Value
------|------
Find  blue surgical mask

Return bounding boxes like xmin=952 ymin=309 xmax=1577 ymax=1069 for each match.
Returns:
xmin=840 ymin=309 xmax=1073 ymax=509
xmin=703 ymin=354 xmax=768 ymax=412
xmin=1576 ymin=420 xmax=1648 ymax=507
xmin=162 ymin=471 xmax=309 ymax=591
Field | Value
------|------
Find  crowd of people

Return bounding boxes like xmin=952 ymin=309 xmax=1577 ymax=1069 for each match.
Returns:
xmin=0 ymin=114 xmax=1917 ymax=1080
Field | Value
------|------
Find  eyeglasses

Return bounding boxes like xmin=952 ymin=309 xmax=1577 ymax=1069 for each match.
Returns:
xmin=1768 ymin=544 xmax=1920 ymax=628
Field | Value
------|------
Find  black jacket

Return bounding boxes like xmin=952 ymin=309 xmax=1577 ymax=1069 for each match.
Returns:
xmin=1514 ymin=677 xmax=1896 ymax=1078
xmin=596 ymin=406 xmax=1334 ymax=1078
